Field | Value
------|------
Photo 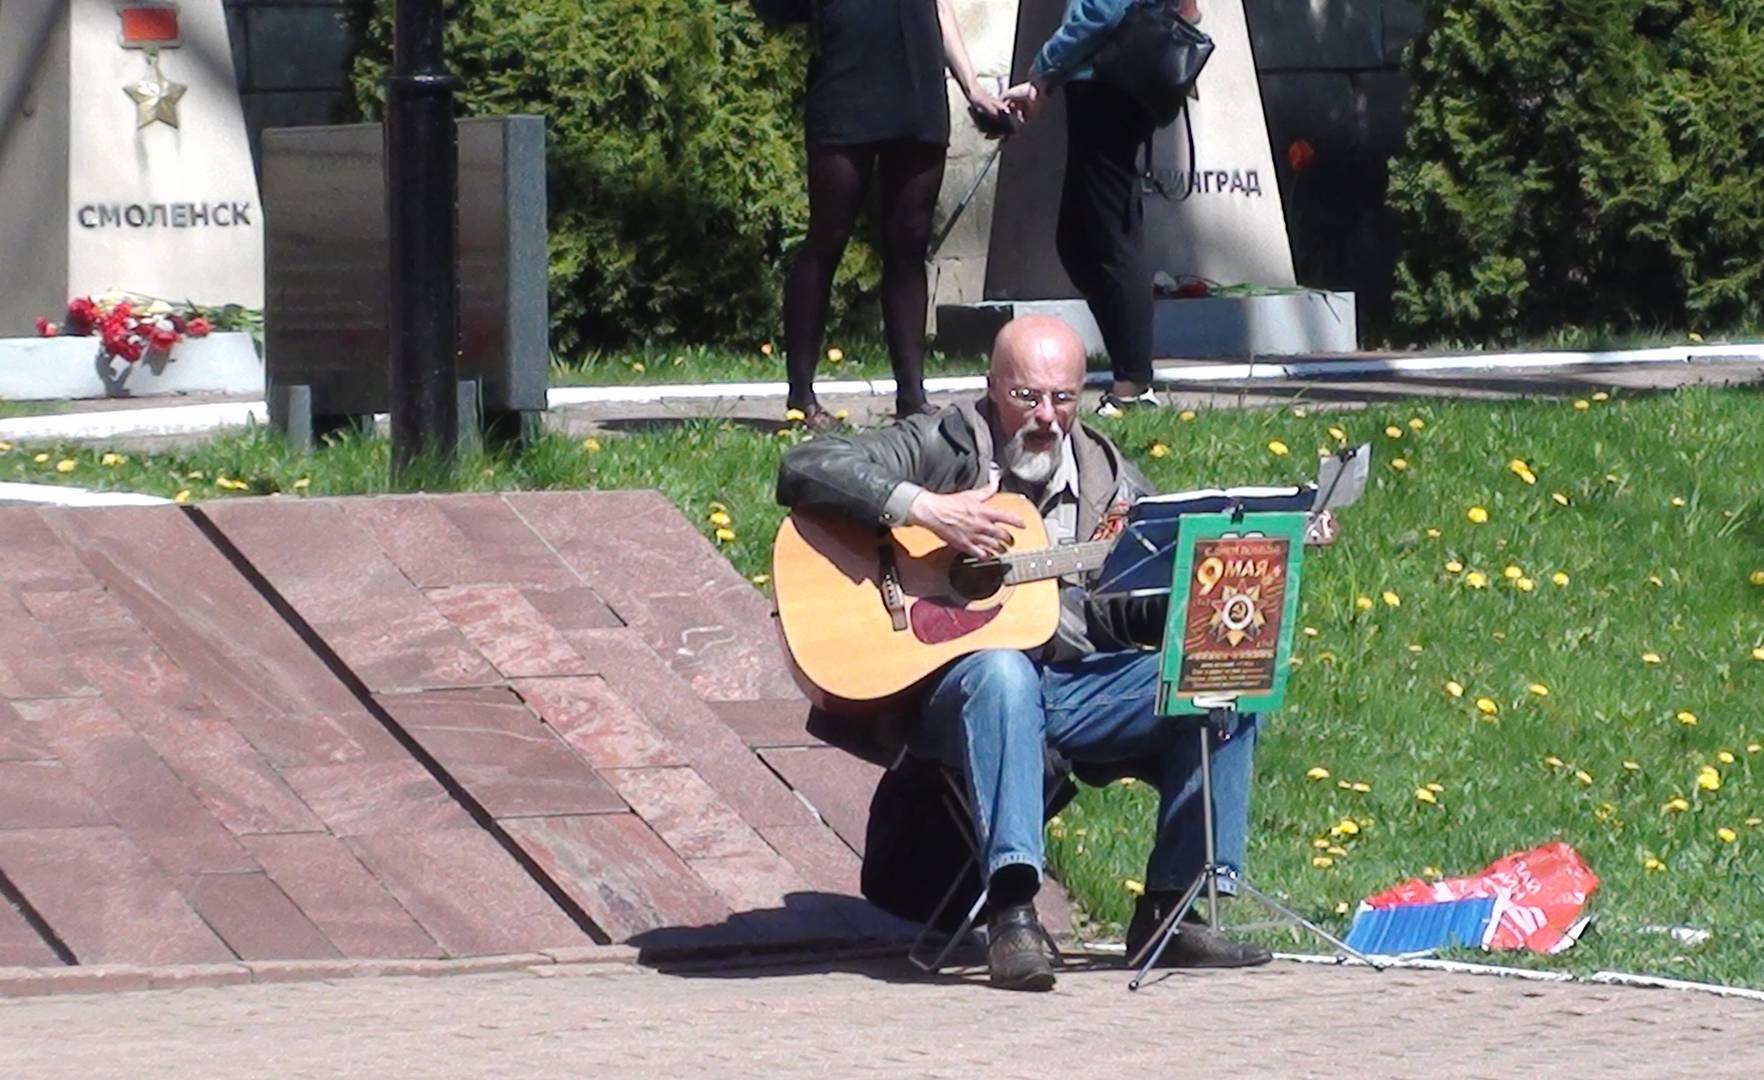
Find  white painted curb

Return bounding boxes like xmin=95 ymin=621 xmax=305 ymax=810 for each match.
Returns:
xmin=0 ymin=482 xmax=170 ymax=507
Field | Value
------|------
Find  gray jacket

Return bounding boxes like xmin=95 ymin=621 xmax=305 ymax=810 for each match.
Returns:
xmin=776 ymin=398 xmax=1162 ymax=656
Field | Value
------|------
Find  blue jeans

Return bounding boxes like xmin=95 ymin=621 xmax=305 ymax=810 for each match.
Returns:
xmin=910 ymin=649 xmax=1257 ymax=892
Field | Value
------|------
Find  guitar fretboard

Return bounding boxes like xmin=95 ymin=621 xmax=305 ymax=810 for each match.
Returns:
xmin=997 ymin=539 xmax=1116 ymax=585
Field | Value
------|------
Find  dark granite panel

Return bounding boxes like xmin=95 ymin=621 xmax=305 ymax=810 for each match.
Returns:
xmin=709 ymin=699 xmax=819 ymax=749
xmin=127 ymin=709 xmax=326 ymax=836
xmin=374 ymin=688 xmax=625 ymax=819
xmin=0 ymin=508 xmax=96 ymax=593
xmin=603 ymin=767 xmax=773 ymax=861
xmin=502 ymin=814 xmax=741 ymax=949
xmin=346 ymin=829 xmax=591 ymax=956
xmin=187 ymin=872 xmax=341 ymax=960
xmin=426 ymin=585 xmax=588 ymax=677
xmin=0 ymin=827 xmax=234 ymax=965
xmin=518 ymin=586 xmax=624 ymax=632
xmin=0 ymin=590 xmax=95 ymax=699
xmin=277 ymin=759 xmax=474 ymax=837
xmin=223 ymin=710 xmax=408 ymax=770
xmin=242 ymin=833 xmax=440 ymax=959
xmin=507 ymin=491 xmax=801 ymax=701
xmin=512 ymin=676 xmax=686 ymax=769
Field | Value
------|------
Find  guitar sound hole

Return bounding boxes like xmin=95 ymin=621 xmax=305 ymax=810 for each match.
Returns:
xmin=948 ymin=558 xmax=1008 ymax=602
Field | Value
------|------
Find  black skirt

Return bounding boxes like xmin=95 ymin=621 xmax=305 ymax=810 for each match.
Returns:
xmin=805 ymin=0 xmax=950 ymax=147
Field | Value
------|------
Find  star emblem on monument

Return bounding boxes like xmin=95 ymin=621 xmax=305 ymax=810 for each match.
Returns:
xmin=124 ymin=51 xmax=186 ymax=129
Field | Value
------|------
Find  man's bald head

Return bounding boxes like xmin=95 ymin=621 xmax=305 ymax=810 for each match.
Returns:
xmin=985 ymin=316 xmax=1087 ymax=484
xmin=989 ymin=315 xmax=1087 ymax=389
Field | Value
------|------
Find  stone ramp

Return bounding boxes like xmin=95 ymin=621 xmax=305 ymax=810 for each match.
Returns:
xmin=0 ymin=490 xmax=1004 ymax=969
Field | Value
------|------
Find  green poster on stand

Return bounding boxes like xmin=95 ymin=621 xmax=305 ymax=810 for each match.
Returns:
xmin=1157 ymin=512 xmax=1308 ymax=717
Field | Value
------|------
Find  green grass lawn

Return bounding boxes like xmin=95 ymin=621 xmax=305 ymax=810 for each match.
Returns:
xmin=6 ymin=385 xmax=1764 ymax=988
xmin=549 ymin=340 xmax=991 ymax=386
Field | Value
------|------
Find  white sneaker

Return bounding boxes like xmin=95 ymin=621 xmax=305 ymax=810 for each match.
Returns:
xmin=1095 ymin=388 xmax=1161 ymax=418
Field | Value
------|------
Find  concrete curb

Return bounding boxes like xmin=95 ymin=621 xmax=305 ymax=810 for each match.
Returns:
xmin=0 ymin=946 xmax=645 ymax=999
xmin=1278 ymin=951 xmax=1764 ymax=1002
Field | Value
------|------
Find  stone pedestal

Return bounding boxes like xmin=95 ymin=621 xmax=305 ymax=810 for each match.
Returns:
xmin=0 ymin=0 xmax=265 ymax=336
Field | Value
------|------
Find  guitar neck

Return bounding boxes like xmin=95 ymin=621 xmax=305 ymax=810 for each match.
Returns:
xmin=997 ymin=539 xmax=1115 ymax=585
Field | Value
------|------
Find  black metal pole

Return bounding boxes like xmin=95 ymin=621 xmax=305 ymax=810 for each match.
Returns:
xmin=385 ymin=0 xmax=461 ymax=475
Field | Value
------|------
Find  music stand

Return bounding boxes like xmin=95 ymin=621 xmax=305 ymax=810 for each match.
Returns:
xmin=1128 ymin=506 xmax=1381 ymax=990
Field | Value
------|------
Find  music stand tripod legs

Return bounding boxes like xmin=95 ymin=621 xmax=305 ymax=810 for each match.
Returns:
xmin=1127 ymin=693 xmax=1380 ymax=990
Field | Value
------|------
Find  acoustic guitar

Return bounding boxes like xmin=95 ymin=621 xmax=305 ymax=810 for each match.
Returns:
xmin=771 ymin=493 xmax=1115 ymax=711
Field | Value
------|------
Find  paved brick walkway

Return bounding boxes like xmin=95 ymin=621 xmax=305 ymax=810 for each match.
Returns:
xmin=0 ymin=955 xmax=1758 ymax=1078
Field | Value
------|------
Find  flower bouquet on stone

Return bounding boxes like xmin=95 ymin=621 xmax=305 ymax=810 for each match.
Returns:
xmin=37 ymin=293 xmax=215 ymax=369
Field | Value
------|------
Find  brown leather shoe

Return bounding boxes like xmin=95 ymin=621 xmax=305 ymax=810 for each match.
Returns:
xmin=1126 ymin=892 xmax=1272 ymax=969
xmin=987 ymin=903 xmax=1056 ymax=991
xmin=793 ymin=405 xmax=840 ymax=434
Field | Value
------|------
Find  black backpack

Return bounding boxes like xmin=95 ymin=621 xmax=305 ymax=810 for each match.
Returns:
xmin=1090 ymin=1 xmax=1215 ymax=127
xmin=749 ymin=0 xmax=811 ymax=28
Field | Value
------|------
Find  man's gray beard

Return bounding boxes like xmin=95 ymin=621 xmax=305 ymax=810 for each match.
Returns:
xmin=1003 ymin=428 xmax=1061 ymax=486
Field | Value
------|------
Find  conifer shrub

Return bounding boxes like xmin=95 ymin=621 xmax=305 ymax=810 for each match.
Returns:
xmin=348 ymin=1 xmax=878 ymax=352
xmin=1387 ymin=1 xmax=1764 ymax=343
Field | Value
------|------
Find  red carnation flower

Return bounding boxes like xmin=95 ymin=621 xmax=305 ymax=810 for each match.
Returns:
xmin=35 ymin=317 xmax=58 ymax=337
xmin=185 ymin=316 xmax=213 ymax=338
xmin=65 ymin=297 xmax=98 ymax=335
xmin=148 ymin=324 xmax=180 ymax=350
xmin=1287 ymin=139 xmax=1316 ymax=172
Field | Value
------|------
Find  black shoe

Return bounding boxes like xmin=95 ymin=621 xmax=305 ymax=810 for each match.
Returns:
xmin=986 ymin=903 xmax=1056 ymax=991
xmin=1125 ymin=891 xmax=1273 ymax=969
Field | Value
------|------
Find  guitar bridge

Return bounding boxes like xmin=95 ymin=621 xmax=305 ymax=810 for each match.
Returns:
xmin=877 ymin=542 xmax=909 ymax=631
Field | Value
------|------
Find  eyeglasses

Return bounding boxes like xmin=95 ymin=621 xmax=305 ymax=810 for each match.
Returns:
xmin=1004 ymin=386 xmax=1079 ymax=410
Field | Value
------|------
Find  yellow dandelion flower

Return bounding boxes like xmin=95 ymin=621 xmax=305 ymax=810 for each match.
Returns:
xmin=629 ymin=361 xmax=645 ymax=373
xmin=1719 ymin=750 xmax=1736 ymax=764
xmin=1337 ymin=819 xmax=1362 ymax=836
xmin=783 ymin=408 xmax=806 ymax=423
xmin=1750 ymin=570 xmax=1764 ymax=586
xmin=173 ymin=489 xmax=191 ymax=505
xmin=1575 ymin=770 xmax=1594 ymax=786
xmin=0 ymin=440 xmax=11 ymax=452
xmin=1752 ymin=648 xmax=1764 ymax=661
xmin=1351 ymin=782 xmax=1371 ymax=793
xmin=1503 ymin=565 xmax=1523 ymax=580
xmin=1476 ymin=698 xmax=1499 ymax=715
xmin=1467 ymin=506 xmax=1489 ymax=524
xmin=1642 ymin=652 xmax=1662 ymax=664
xmin=1573 ymin=399 xmax=1590 ymax=411
xmin=759 ymin=342 xmax=774 ymax=356
xmin=1552 ymin=492 xmax=1571 ymax=506
xmin=291 ymin=477 xmax=311 ymax=491
xmin=1677 ymin=711 xmax=1698 ymax=726
xmin=1312 ymin=838 xmax=1332 ymax=850
xmin=1551 ymin=571 xmax=1570 ymax=587
xmin=1515 ymin=577 xmax=1535 ymax=591
xmin=1622 ymin=761 xmax=1641 ymax=772
xmin=1303 ymin=626 xmax=1319 ymax=637
xmin=1384 ymin=425 xmax=1402 ymax=439
xmin=1592 ymin=391 xmax=1610 ymax=401
xmin=1408 ymin=417 xmax=1425 ymax=431
xmin=1337 ymin=780 xmax=1353 ymax=790
xmin=32 ymin=452 xmax=49 ymax=464
xmin=54 ymin=459 xmax=76 ymax=473
xmin=1336 ymin=901 xmax=1352 ymax=915
xmin=1306 ymin=767 xmax=1331 ymax=781
xmin=1717 ymin=827 xmax=1738 ymax=844
xmin=1465 ymin=571 xmax=1489 ymax=589
xmin=1124 ymin=879 xmax=1145 ymax=896
xmin=708 ymin=510 xmax=733 ymax=527
xmin=1445 ymin=560 xmax=1464 ymax=574
xmin=1425 ymin=783 xmax=1445 ymax=794
xmin=1671 ymin=496 xmax=1687 ymax=508
xmin=1292 ymin=407 xmax=1309 ymax=418
xmin=1508 ymin=458 xmax=1531 ymax=476
xmin=1355 ymin=595 xmax=1374 ymax=611
xmin=1647 ymin=574 xmax=1664 ymax=587
xmin=1644 ymin=857 xmax=1665 ymax=873
xmin=1697 ymin=766 xmax=1721 ymax=792
xmin=1528 ymin=683 xmax=1550 ymax=696
xmin=1445 ymin=681 xmax=1465 ymax=698
xmin=750 ymin=573 xmax=771 ymax=586
xmin=714 ymin=527 xmax=737 ymax=543
xmin=1312 ymin=856 xmax=1335 ymax=869
xmin=1178 ymin=409 xmax=1197 ymax=422
xmin=835 ymin=408 xmax=850 ymax=421
xmin=1408 ymin=644 xmax=1424 ymax=653
xmin=1749 ymin=818 xmax=1763 ymax=828
xmin=1751 ymin=744 xmax=1763 ymax=754
xmin=1391 ymin=458 xmax=1409 ymax=472
xmin=826 ymin=347 xmax=844 ymax=362
xmin=1544 ymin=755 xmax=1565 ymax=768
xmin=1149 ymin=443 xmax=1170 ymax=458
xmin=1663 ymin=797 xmax=1690 ymax=813
xmin=1414 ymin=787 xmax=1438 ymax=805
xmin=1328 ymin=426 xmax=1347 ymax=443
xmin=1268 ymin=439 xmax=1290 ymax=456
xmin=1422 ymin=866 xmax=1442 ymax=880
xmin=1327 ymin=845 xmax=1349 ymax=857
xmin=1426 ymin=527 xmax=1442 ymax=538
xmin=1381 ymin=590 xmax=1401 ymax=608
xmin=100 ymin=452 xmax=126 ymax=467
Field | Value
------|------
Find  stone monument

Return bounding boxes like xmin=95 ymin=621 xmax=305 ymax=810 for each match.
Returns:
xmin=0 ymin=0 xmax=265 ymax=335
xmin=938 ymin=0 xmax=1355 ymax=358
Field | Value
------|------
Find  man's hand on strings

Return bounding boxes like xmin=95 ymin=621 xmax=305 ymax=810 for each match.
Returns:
xmin=907 ymin=475 xmax=1025 ymax=559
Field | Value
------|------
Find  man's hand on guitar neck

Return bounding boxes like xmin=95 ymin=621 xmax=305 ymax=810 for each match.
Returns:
xmin=906 ymin=475 xmax=1026 ymax=559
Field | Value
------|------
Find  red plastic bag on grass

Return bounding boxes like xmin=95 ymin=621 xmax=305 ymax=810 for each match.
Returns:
xmin=1364 ymin=841 xmax=1599 ymax=954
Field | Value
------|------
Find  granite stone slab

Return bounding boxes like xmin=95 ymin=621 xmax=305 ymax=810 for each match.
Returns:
xmin=187 ymin=872 xmax=341 ymax=961
xmin=502 ymin=814 xmax=741 ymax=949
xmin=16 ymin=698 xmax=256 ymax=879
xmin=426 ymin=585 xmax=588 ymax=678
xmin=127 ymin=709 xmax=326 ymax=837
xmin=562 ymin=630 xmax=816 ymax=830
xmin=0 ymin=700 xmax=53 ymax=762
xmin=688 ymin=848 xmax=862 ymax=946
xmin=241 ymin=833 xmax=440 ymax=959
xmin=518 ymin=586 xmax=624 ymax=633
xmin=222 ymin=709 xmax=408 ymax=770
xmin=199 ymin=501 xmax=498 ymax=692
xmin=512 ymin=676 xmax=686 ymax=770
xmin=0 ymin=827 xmax=234 ymax=965
xmin=507 ymin=491 xmax=801 ymax=701
xmin=14 ymin=587 xmax=137 ymax=644
xmin=0 ymin=508 xmax=98 ymax=594
xmin=0 ymin=591 xmax=96 ymax=700
xmin=40 ymin=505 xmax=364 ymax=719
xmin=277 ymin=759 xmax=475 ymax=837
xmin=0 ymin=897 xmax=60 ymax=967
xmin=709 ymin=699 xmax=819 ymax=749
xmin=759 ymin=825 xmax=916 ymax=943
xmin=339 ymin=495 xmax=577 ymax=591
xmin=346 ymin=829 xmax=591 ymax=956
xmin=374 ymin=688 xmax=625 ymax=819
xmin=759 ymin=746 xmax=886 ymax=855
xmin=0 ymin=761 xmax=114 ymax=830
xmin=602 ymin=767 xmax=774 ymax=861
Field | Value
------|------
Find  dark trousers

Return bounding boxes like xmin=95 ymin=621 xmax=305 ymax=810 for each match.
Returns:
xmin=1056 ymin=80 xmax=1156 ymax=387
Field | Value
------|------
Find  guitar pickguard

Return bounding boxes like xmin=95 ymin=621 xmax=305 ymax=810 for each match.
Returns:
xmin=909 ymin=597 xmax=1004 ymax=645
